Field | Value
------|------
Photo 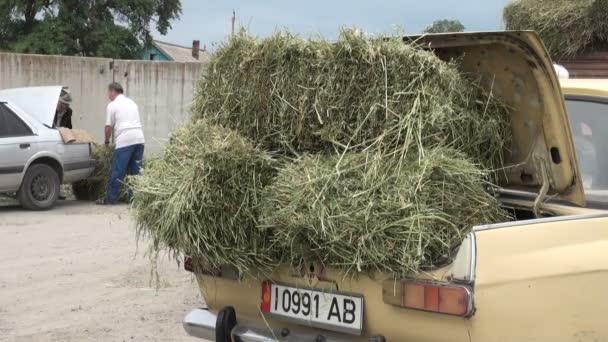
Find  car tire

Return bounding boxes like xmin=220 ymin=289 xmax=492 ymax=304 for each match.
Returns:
xmin=17 ymin=164 xmax=60 ymax=211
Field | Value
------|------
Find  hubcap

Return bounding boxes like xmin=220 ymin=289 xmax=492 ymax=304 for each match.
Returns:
xmin=31 ymin=174 xmax=52 ymax=201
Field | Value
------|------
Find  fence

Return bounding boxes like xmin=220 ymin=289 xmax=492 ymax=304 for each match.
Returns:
xmin=0 ymin=52 xmax=206 ymax=155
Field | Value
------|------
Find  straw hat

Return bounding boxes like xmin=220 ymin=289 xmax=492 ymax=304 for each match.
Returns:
xmin=59 ymin=88 xmax=73 ymax=105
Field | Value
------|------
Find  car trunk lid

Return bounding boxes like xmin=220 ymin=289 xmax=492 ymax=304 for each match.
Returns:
xmin=0 ymin=86 xmax=62 ymax=128
xmin=409 ymin=31 xmax=585 ymax=206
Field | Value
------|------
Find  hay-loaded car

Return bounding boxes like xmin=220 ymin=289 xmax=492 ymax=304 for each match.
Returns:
xmin=0 ymin=86 xmax=95 ymax=210
xmin=177 ymin=31 xmax=608 ymax=342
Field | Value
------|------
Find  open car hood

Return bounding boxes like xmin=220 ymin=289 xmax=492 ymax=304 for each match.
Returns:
xmin=408 ymin=31 xmax=585 ymax=206
xmin=0 ymin=86 xmax=62 ymax=128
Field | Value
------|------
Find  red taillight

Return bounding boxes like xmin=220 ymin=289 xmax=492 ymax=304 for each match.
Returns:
xmin=383 ymin=280 xmax=473 ymax=317
xmin=260 ymin=281 xmax=271 ymax=313
xmin=184 ymin=256 xmax=194 ymax=272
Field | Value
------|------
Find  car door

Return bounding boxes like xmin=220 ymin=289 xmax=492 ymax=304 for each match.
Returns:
xmin=0 ymin=103 xmax=38 ymax=192
xmin=565 ymin=95 xmax=608 ymax=207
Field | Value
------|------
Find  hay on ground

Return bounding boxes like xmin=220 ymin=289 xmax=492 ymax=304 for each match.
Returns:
xmin=73 ymin=144 xmax=143 ymax=201
xmin=504 ymin=0 xmax=608 ymax=58
xmin=72 ymin=144 xmax=113 ymax=201
xmin=130 ymin=120 xmax=276 ymax=275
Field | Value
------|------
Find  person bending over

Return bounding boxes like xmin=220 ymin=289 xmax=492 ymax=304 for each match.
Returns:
xmin=97 ymin=82 xmax=145 ymax=205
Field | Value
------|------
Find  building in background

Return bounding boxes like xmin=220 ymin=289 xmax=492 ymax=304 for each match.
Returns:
xmin=557 ymin=52 xmax=608 ymax=79
xmin=142 ymin=40 xmax=208 ymax=63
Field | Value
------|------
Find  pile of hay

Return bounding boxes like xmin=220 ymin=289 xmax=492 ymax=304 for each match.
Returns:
xmin=194 ymin=30 xmax=510 ymax=167
xmin=261 ymin=149 xmax=506 ymax=275
xmin=504 ymin=0 xmax=608 ymax=58
xmin=133 ymin=29 xmax=511 ymax=277
xmin=72 ymin=144 xmax=113 ymax=201
xmin=73 ymin=144 xmax=142 ymax=202
xmin=130 ymin=120 xmax=276 ymax=274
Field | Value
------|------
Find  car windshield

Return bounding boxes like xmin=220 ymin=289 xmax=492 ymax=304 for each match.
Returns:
xmin=566 ymin=96 xmax=608 ymax=206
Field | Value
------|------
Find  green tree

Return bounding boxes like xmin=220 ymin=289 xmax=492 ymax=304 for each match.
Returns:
xmin=423 ymin=19 xmax=465 ymax=33
xmin=0 ymin=0 xmax=181 ymax=59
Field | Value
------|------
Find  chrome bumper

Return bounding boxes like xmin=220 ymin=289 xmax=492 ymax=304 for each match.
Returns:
xmin=183 ymin=308 xmax=356 ymax=342
xmin=183 ymin=309 xmax=217 ymax=341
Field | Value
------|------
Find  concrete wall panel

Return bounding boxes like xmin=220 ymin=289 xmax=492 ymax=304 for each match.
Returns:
xmin=0 ymin=52 xmax=205 ymax=155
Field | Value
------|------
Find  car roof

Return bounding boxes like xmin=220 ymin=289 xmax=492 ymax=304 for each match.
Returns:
xmin=561 ymin=79 xmax=608 ymax=98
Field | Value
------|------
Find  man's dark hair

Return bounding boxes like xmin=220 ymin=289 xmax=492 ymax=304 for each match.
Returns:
xmin=108 ymin=82 xmax=124 ymax=94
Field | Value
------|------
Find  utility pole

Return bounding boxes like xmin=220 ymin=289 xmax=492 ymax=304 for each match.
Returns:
xmin=231 ymin=10 xmax=236 ymax=35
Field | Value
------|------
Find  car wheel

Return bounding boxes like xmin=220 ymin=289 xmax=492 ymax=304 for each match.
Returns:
xmin=17 ymin=164 xmax=60 ymax=211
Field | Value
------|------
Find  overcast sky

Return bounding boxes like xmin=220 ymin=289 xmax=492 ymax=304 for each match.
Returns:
xmin=156 ymin=0 xmax=511 ymax=48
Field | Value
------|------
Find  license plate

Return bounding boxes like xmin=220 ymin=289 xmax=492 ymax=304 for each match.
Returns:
xmin=262 ymin=283 xmax=364 ymax=335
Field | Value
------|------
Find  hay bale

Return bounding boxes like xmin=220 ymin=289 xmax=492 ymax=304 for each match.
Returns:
xmin=194 ymin=29 xmax=510 ymax=169
xmin=504 ymin=0 xmax=608 ymax=58
xmin=72 ymin=144 xmax=141 ymax=201
xmin=130 ymin=120 xmax=276 ymax=275
xmin=72 ymin=144 xmax=113 ymax=200
xmin=260 ymin=149 xmax=507 ymax=276
xmin=133 ymin=29 xmax=512 ymax=277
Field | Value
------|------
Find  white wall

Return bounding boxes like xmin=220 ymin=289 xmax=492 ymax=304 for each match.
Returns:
xmin=0 ymin=52 xmax=206 ymax=155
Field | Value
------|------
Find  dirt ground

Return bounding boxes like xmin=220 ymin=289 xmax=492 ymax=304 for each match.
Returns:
xmin=0 ymin=200 xmax=204 ymax=342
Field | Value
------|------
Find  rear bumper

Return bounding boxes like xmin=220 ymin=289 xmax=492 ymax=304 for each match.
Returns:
xmin=183 ymin=308 xmax=357 ymax=342
xmin=62 ymin=159 xmax=96 ymax=183
xmin=182 ymin=309 xmax=218 ymax=341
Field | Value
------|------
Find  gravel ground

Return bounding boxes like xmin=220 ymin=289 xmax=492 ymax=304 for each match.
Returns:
xmin=0 ymin=201 xmax=203 ymax=342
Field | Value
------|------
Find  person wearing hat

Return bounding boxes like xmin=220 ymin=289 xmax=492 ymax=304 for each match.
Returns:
xmin=54 ymin=88 xmax=73 ymax=129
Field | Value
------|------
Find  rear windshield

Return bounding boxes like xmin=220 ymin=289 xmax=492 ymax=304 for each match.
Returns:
xmin=566 ymin=96 xmax=608 ymax=206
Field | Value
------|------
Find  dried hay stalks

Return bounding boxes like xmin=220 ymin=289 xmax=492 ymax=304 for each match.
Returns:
xmin=130 ymin=120 xmax=276 ymax=275
xmin=133 ymin=29 xmax=512 ymax=277
xmin=260 ymin=149 xmax=508 ymax=276
xmin=72 ymin=144 xmax=113 ymax=201
xmin=194 ymin=30 xmax=510 ymax=169
xmin=504 ymin=0 xmax=608 ymax=58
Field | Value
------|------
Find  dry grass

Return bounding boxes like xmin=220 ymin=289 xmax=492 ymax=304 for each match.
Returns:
xmin=72 ymin=144 xmax=113 ymax=201
xmin=260 ymin=149 xmax=507 ymax=276
xmin=504 ymin=0 xmax=608 ymax=58
xmin=194 ymin=29 xmax=510 ymax=169
xmin=130 ymin=120 xmax=276 ymax=275
xmin=133 ymin=29 xmax=512 ymax=277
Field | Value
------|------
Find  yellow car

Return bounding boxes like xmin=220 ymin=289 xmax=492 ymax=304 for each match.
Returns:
xmin=183 ymin=32 xmax=608 ymax=342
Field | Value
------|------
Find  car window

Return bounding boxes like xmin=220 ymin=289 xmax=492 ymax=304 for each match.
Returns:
xmin=0 ymin=103 xmax=33 ymax=138
xmin=565 ymin=96 xmax=608 ymax=205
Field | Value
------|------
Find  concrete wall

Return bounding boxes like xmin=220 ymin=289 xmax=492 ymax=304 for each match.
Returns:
xmin=0 ymin=52 xmax=205 ymax=155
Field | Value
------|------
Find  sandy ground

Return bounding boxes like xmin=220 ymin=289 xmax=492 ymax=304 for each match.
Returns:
xmin=0 ymin=200 xmax=204 ymax=342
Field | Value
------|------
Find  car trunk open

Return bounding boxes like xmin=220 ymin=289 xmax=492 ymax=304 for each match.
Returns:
xmin=408 ymin=31 xmax=584 ymax=206
xmin=0 ymin=86 xmax=62 ymax=128
xmin=189 ymin=31 xmax=586 ymax=341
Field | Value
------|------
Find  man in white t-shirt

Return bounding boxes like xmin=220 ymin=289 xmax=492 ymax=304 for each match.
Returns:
xmin=97 ymin=82 xmax=145 ymax=205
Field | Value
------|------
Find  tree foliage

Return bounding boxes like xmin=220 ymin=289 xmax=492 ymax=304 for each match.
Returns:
xmin=0 ymin=0 xmax=181 ymax=59
xmin=423 ymin=19 xmax=465 ymax=33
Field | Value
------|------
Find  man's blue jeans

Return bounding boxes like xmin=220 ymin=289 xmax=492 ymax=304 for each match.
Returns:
xmin=106 ymin=144 xmax=144 ymax=204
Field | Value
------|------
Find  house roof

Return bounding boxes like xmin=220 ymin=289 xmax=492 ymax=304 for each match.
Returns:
xmin=153 ymin=40 xmax=209 ymax=63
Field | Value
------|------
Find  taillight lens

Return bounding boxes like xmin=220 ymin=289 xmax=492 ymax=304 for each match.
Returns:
xmin=383 ymin=280 xmax=473 ymax=317
xmin=260 ymin=281 xmax=271 ymax=313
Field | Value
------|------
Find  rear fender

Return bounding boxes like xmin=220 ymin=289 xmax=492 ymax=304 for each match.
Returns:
xmin=197 ymin=237 xmax=477 ymax=341
xmin=471 ymin=213 xmax=608 ymax=341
